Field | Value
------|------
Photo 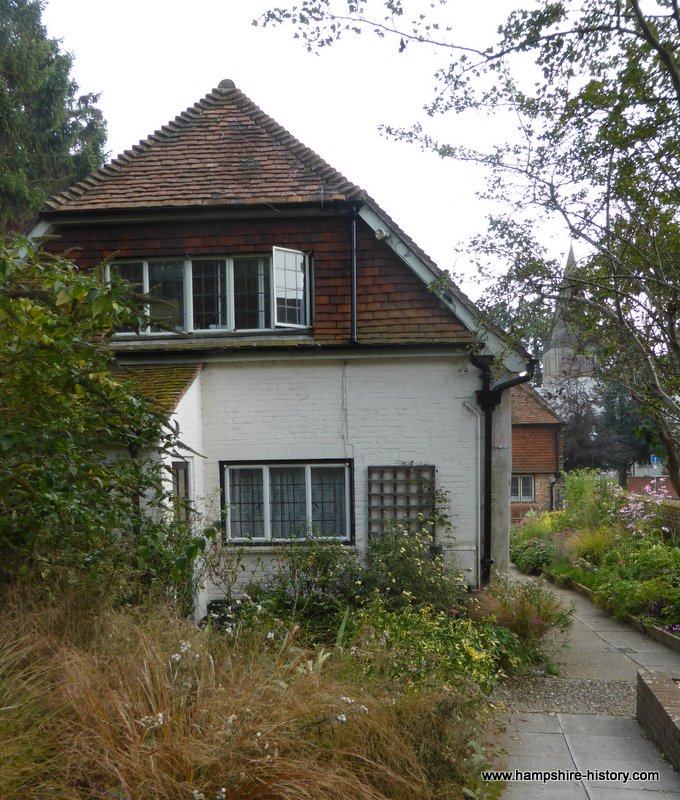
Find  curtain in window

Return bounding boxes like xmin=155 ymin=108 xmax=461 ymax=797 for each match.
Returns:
xmin=229 ymin=468 xmax=264 ymax=539
xmin=311 ymin=467 xmax=346 ymax=536
xmin=269 ymin=467 xmax=306 ymax=538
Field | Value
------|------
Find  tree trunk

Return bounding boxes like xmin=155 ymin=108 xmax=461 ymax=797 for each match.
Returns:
xmin=660 ymin=429 xmax=680 ymax=498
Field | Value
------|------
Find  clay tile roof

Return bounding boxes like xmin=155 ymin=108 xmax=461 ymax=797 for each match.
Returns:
xmin=41 ymin=79 xmax=468 ymax=302
xmin=122 ymin=363 xmax=201 ymax=415
xmin=511 ymin=383 xmax=563 ymax=425
xmin=43 ymin=79 xmax=366 ymax=213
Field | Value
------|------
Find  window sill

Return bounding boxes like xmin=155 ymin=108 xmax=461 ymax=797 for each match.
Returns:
xmin=223 ymin=543 xmax=357 ymax=552
xmin=110 ymin=329 xmax=314 ymax=351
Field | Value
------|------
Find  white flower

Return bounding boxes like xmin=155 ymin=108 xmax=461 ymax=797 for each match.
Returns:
xmin=339 ymin=696 xmax=355 ymax=705
xmin=180 ymin=640 xmax=191 ymax=653
xmin=266 ymin=631 xmax=275 ymax=640
xmin=192 ymin=791 xmax=206 ymax=800
xmin=357 ymin=705 xmax=369 ymax=714
xmin=336 ymin=713 xmax=347 ymax=723
xmin=215 ymin=789 xmax=226 ymax=800
xmin=170 ymin=653 xmax=181 ymax=663
xmin=140 ymin=712 xmax=166 ymax=728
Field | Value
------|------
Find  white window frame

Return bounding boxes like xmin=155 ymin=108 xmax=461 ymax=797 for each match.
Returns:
xmin=107 ymin=247 xmax=309 ymax=335
xmin=511 ymin=474 xmax=534 ymax=502
xmin=222 ymin=461 xmax=351 ymax=543
xmin=272 ymin=246 xmax=309 ymax=329
xmin=170 ymin=459 xmax=193 ymax=523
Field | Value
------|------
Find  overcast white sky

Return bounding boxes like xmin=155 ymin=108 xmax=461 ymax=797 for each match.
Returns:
xmin=42 ymin=0 xmax=570 ymax=299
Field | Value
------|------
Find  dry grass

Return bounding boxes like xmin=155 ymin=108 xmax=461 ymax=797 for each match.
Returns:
xmin=0 ymin=595 xmax=493 ymax=800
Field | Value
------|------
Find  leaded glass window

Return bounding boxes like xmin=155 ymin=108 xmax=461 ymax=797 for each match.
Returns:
xmin=223 ymin=462 xmax=350 ymax=542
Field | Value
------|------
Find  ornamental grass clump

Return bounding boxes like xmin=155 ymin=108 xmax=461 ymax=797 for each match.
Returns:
xmin=0 ymin=594 xmax=498 ymax=800
xmin=468 ymin=575 xmax=573 ymax=666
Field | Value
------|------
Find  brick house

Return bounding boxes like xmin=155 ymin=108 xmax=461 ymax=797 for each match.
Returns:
xmin=31 ymin=80 xmax=528 ymax=612
xmin=511 ymin=384 xmax=564 ymax=522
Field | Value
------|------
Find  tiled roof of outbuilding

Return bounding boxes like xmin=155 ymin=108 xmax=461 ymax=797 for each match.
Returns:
xmin=44 ymin=80 xmax=365 ymax=214
xmin=122 ymin=363 xmax=201 ymax=415
xmin=511 ymin=383 xmax=563 ymax=425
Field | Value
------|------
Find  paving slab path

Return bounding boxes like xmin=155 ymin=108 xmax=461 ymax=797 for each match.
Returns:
xmin=492 ymin=571 xmax=680 ymax=799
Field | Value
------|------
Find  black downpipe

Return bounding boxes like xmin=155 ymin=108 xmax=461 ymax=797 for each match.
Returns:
xmin=471 ymin=355 xmax=536 ymax=585
xmin=350 ymin=203 xmax=359 ymax=345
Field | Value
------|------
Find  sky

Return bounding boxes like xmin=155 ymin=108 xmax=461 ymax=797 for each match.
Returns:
xmin=41 ymin=0 xmax=571 ymax=300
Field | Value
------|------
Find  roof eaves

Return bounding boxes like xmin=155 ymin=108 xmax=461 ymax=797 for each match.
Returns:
xmin=358 ymin=201 xmax=527 ymax=372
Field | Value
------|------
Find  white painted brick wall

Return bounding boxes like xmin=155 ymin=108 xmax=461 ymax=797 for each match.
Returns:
xmin=172 ymin=374 xmax=210 ymax=517
xmin=173 ymin=354 xmax=510 ymax=614
xmin=178 ymin=351 xmax=511 ymax=617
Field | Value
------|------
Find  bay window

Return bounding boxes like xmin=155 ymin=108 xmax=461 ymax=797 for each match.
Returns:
xmin=222 ymin=461 xmax=351 ymax=542
xmin=110 ymin=247 xmax=308 ymax=334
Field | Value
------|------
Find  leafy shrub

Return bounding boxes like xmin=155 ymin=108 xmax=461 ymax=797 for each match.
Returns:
xmin=510 ymin=537 xmax=557 ymax=574
xmin=594 ymin=577 xmax=680 ymax=625
xmin=0 ymin=240 xmax=207 ymax=608
xmin=548 ymin=562 xmax=602 ymax=590
xmin=349 ymin=599 xmax=504 ymax=693
xmin=563 ymin=469 xmax=621 ymax=529
xmin=256 ymin=533 xmax=364 ymax=627
xmin=624 ymin=539 xmax=680 ymax=581
xmin=362 ymin=521 xmax=468 ymax=612
xmin=243 ymin=520 xmax=468 ymax=634
xmin=469 ymin=575 xmax=573 ymax=664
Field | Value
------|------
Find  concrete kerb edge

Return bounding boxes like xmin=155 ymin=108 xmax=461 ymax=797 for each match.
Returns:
xmin=544 ymin=573 xmax=680 ymax=773
xmin=551 ymin=576 xmax=680 ymax=655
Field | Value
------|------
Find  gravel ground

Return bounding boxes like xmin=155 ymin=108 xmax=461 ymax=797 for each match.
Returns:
xmin=491 ymin=675 xmax=636 ymax=716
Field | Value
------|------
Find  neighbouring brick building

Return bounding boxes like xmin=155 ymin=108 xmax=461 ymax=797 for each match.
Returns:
xmin=511 ymin=384 xmax=564 ymax=522
xmin=32 ymin=80 xmax=528 ymax=611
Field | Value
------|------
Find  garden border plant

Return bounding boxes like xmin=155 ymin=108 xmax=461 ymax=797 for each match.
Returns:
xmin=510 ymin=470 xmax=680 ymax=631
